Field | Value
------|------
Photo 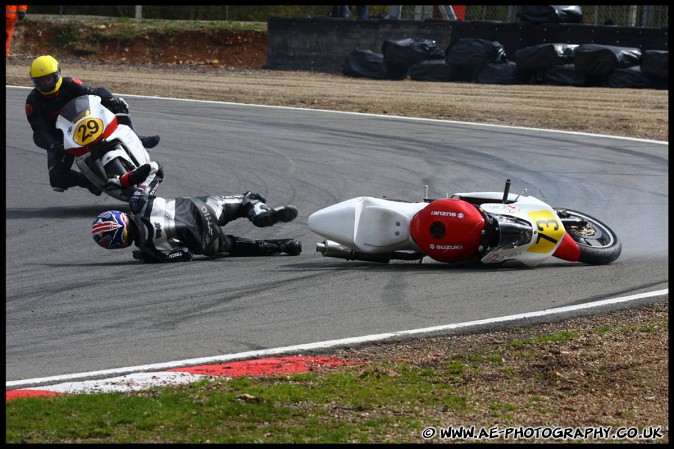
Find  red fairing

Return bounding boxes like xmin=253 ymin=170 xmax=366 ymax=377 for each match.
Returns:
xmin=100 ymin=115 xmax=118 ymax=140
xmin=552 ymin=231 xmax=582 ymax=262
xmin=65 ymin=146 xmax=89 ymax=157
xmin=409 ymin=198 xmax=485 ymax=263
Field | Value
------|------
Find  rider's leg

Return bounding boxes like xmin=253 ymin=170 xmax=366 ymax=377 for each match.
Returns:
xmin=138 ymin=135 xmax=160 ymax=149
xmin=241 ymin=191 xmax=298 ymax=228
xmin=197 ymin=193 xmax=298 ymax=228
xmin=198 ymin=199 xmax=302 ymax=257
xmin=225 ymin=235 xmax=302 ymax=256
xmin=195 ymin=195 xmax=247 ymax=226
xmin=48 ymin=150 xmax=101 ymax=195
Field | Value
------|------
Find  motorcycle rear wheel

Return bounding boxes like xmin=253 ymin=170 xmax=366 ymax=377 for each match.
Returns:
xmin=555 ymin=208 xmax=622 ymax=265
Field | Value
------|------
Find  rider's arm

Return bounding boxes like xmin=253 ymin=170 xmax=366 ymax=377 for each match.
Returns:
xmin=25 ymin=93 xmax=61 ymax=150
xmin=30 ymin=117 xmax=60 ymax=150
xmin=128 ymin=161 xmax=164 ymax=214
xmin=67 ymin=79 xmax=127 ymax=113
xmin=129 ymin=161 xmax=164 ymax=209
xmin=67 ymin=78 xmax=114 ymax=101
xmin=121 ymin=162 xmax=193 ymax=263
xmin=127 ymin=187 xmax=193 ymax=264
xmin=97 ymin=88 xmax=128 ymax=114
xmin=129 ymin=209 xmax=193 ymax=264
xmin=89 ymin=86 xmax=127 ymax=114
xmin=133 ymin=247 xmax=193 ymax=263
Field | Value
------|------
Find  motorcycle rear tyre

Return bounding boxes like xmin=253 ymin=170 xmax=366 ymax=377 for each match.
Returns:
xmin=556 ymin=208 xmax=622 ymax=265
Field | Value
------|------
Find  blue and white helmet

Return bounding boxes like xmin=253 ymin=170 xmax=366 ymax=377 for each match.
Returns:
xmin=91 ymin=210 xmax=131 ymax=249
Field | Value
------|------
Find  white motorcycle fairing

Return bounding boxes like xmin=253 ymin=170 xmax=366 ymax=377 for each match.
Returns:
xmin=55 ymin=95 xmax=152 ymax=202
xmin=309 ymin=180 xmax=622 ymax=267
xmin=308 ymin=196 xmax=427 ymax=254
xmin=475 ymin=197 xmax=566 ymax=267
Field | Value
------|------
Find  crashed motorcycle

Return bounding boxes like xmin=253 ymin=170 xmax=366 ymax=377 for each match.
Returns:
xmin=55 ymin=94 xmax=154 ymax=201
xmin=308 ymin=179 xmax=622 ymax=267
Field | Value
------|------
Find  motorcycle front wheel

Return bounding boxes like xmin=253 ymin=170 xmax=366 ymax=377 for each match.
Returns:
xmin=555 ymin=208 xmax=622 ymax=265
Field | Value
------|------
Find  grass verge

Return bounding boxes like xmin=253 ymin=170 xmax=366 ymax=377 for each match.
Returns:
xmin=6 ymin=302 xmax=668 ymax=444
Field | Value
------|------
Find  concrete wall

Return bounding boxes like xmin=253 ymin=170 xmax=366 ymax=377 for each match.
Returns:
xmin=265 ymin=17 xmax=668 ymax=73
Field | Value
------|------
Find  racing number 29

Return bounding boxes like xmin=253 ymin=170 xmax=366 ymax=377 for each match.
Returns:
xmin=77 ymin=119 xmax=100 ymax=142
xmin=73 ymin=117 xmax=104 ymax=146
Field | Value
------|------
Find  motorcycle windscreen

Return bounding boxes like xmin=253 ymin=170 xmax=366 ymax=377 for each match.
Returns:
xmin=409 ymin=198 xmax=485 ymax=263
xmin=59 ymin=96 xmax=92 ymax=122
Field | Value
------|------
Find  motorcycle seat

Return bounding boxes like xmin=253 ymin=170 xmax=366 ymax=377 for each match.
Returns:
xmin=356 ymin=206 xmax=410 ymax=248
xmin=353 ymin=197 xmax=425 ymax=252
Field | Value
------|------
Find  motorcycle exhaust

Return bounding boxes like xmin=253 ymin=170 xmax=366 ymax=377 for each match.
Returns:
xmin=316 ymin=240 xmax=426 ymax=263
xmin=316 ymin=240 xmax=392 ymax=263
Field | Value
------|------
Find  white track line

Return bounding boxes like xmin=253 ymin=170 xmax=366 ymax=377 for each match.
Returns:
xmin=5 ymin=86 xmax=668 ymax=145
xmin=7 ymin=289 xmax=667 ymax=389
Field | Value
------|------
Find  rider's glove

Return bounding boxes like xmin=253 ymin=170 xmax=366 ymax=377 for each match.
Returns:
xmin=18 ymin=11 xmax=25 ymax=20
xmin=117 ymin=97 xmax=129 ymax=113
xmin=109 ymin=97 xmax=129 ymax=114
xmin=102 ymin=175 xmax=123 ymax=191
xmin=132 ymin=248 xmax=193 ymax=263
xmin=171 ymin=248 xmax=193 ymax=262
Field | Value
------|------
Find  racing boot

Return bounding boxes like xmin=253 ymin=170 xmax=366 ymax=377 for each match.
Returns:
xmin=261 ymin=238 xmax=302 ymax=256
xmin=229 ymin=237 xmax=302 ymax=256
xmin=139 ymin=135 xmax=160 ymax=149
xmin=242 ymin=191 xmax=298 ymax=227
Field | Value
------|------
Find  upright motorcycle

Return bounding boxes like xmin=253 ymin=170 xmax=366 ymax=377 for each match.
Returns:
xmin=308 ymin=179 xmax=621 ymax=267
xmin=56 ymin=94 xmax=154 ymax=202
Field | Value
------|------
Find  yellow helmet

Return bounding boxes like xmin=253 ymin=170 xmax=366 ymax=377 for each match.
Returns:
xmin=30 ymin=55 xmax=63 ymax=95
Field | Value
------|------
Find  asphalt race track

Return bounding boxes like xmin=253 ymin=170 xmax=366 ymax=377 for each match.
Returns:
xmin=5 ymin=86 xmax=669 ymax=383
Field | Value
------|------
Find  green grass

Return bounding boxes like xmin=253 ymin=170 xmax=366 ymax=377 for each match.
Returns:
xmin=26 ymin=15 xmax=267 ymax=50
xmin=6 ymin=363 xmax=472 ymax=444
xmin=25 ymin=15 xmax=267 ymax=32
xmin=56 ymin=25 xmax=79 ymax=45
xmin=7 ymin=305 xmax=667 ymax=443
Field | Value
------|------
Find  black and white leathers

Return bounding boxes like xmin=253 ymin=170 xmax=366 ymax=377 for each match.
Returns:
xmin=126 ymin=162 xmax=298 ymax=263
xmin=128 ymin=162 xmax=253 ymax=262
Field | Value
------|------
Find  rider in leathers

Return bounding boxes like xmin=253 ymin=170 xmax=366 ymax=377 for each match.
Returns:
xmin=92 ymin=162 xmax=302 ymax=262
xmin=25 ymin=55 xmax=160 ymax=195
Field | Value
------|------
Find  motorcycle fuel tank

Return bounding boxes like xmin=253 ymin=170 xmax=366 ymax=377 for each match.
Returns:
xmin=409 ymin=198 xmax=485 ymax=263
